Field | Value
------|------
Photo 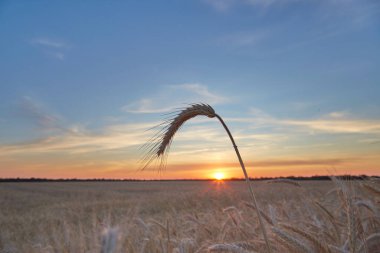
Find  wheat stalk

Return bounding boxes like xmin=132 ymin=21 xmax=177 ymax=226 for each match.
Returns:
xmin=362 ymin=183 xmax=380 ymax=196
xmin=141 ymin=103 xmax=271 ymax=253
xmin=101 ymin=227 xmax=119 ymax=253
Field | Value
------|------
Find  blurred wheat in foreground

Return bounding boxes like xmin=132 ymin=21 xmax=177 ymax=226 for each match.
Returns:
xmin=0 ymin=179 xmax=379 ymax=252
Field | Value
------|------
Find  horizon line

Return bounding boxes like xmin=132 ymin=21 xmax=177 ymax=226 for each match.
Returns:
xmin=1 ymin=174 xmax=378 ymax=182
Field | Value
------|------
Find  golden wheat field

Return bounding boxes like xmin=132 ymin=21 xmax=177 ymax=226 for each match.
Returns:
xmin=0 ymin=179 xmax=379 ymax=253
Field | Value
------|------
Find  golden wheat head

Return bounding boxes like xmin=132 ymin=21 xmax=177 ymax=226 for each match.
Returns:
xmin=141 ymin=103 xmax=216 ymax=170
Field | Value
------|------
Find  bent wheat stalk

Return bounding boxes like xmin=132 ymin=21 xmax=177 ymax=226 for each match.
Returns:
xmin=142 ymin=103 xmax=271 ymax=253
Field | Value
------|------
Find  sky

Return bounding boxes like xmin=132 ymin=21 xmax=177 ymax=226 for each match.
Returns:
xmin=0 ymin=0 xmax=379 ymax=179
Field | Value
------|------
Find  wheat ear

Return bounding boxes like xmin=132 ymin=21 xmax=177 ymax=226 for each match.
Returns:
xmin=357 ymin=233 xmax=380 ymax=253
xmin=141 ymin=103 xmax=216 ymax=170
xmin=141 ymin=103 xmax=271 ymax=253
xmin=279 ymin=223 xmax=332 ymax=253
xmin=272 ymin=227 xmax=313 ymax=253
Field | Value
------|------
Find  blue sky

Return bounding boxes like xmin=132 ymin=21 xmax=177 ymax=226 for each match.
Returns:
xmin=0 ymin=0 xmax=379 ymax=179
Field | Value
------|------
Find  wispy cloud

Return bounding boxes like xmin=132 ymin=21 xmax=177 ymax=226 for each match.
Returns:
xmin=0 ymin=119 xmax=241 ymax=168
xmin=204 ymin=0 xmax=303 ymax=12
xmin=205 ymin=0 xmax=380 ymax=12
xmin=322 ymin=0 xmax=380 ymax=27
xmin=218 ymin=30 xmax=269 ymax=48
xmin=121 ymin=99 xmax=174 ymax=114
xmin=0 ymin=122 xmax=154 ymax=156
xmin=211 ymin=0 xmax=379 ymax=58
xmin=244 ymin=0 xmax=302 ymax=8
xmin=16 ymin=96 xmax=87 ymax=136
xmin=172 ymin=83 xmax=228 ymax=104
xmin=47 ymin=52 xmax=65 ymax=60
xmin=31 ymin=38 xmax=69 ymax=49
xmin=283 ymin=118 xmax=380 ymax=134
xmin=241 ymin=107 xmax=380 ymax=134
xmin=122 ymin=83 xmax=228 ymax=114
xmin=3 ymin=94 xmax=230 ymax=157
xmin=18 ymin=97 xmax=65 ymax=131
xmin=162 ymin=157 xmax=350 ymax=172
xmin=30 ymin=37 xmax=71 ymax=60
xmin=203 ymin=0 xmax=236 ymax=11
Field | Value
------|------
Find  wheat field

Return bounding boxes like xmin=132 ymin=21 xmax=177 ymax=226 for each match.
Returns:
xmin=0 ymin=179 xmax=379 ymax=253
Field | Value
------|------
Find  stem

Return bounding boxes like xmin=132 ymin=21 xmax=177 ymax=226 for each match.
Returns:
xmin=215 ymin=114 xmax=272 ymax=253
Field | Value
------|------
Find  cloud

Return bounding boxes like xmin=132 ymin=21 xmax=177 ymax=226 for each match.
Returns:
xmin=162 ymin=157 xmax=349 ymax=171
xmin=358 ymin=138 xmax=380 ymax=145
xmin=205 ymin=0 xmax=379 ymax=11
xmin=204 ymin=0 xmax=303 ymax=11
xmin=234 ymin=133 xmax=287 ymax=142
xmin=324 ymin=0 xmax=380 ymax=27
xmin=244 ymin=0 xmax=302 ymax=7
xmin=17 ymin=96 xmax=83 ymax=135
xmin=18 ymin=97 xmax=63 ymax=130
xmin=205 ymin=0 xmax=380 ymax=39
xmin=122 ymin=83 xmax=228 ymax=114
xmin=31 ymin=38 xmax=69 ymax=49
xmin=0 ymin=117 xmax=239 ymax=164
xmin=248 ymin=107 xmax=274 ymax=120
xmin=203 ymin=0 xmax=236 ymax=11
xmin=241 ymin=107 xmax=380 ymax=134
xmin=283 ymin=118 xmax=380 ymax=134
xmin=48 ymin=52 xmax=65 ymax=60
xmin=30 ymin=37 xmax=70 ymax=60
xmin=121 ymin=99 xmax=174 ymax=114
xmin=247 ymin=158 xmax=347 ymax=167
xmin=218 ymin=30 xmax=269 ymax=48
xmin=172 ymin=83 xmax=228 ymax=104
xmin=3 ymin=93 xmax=229 ymax=157
xmin=0 ymin=122 xmax=154 ymax=156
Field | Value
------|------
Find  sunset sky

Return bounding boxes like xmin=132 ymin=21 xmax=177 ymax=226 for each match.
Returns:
xmin=0 ymin=1 xmax=379 ymax=179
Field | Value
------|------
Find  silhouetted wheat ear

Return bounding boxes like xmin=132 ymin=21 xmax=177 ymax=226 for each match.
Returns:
xmin=141 ymin=103 xmax=272 ymax=253
xmin=140 ymin=103 xmax=216 ymax=170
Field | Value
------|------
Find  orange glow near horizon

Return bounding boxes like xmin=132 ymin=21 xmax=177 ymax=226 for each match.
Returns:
xmin=1 ymin=156 xmax=380 ymax=180
xmin=213 ymin=172 xmax=225 ymax=181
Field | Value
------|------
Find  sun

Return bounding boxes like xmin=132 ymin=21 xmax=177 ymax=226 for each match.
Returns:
xmin=213 ymin=172 xmax=225 ymax=181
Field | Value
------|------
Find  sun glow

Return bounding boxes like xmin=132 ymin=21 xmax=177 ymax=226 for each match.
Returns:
xmin=213 ymin=172 xmax=225 ymax=181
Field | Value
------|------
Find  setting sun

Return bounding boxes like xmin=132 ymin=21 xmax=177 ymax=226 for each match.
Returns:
xmin=213 ymin=172 xmax=225 ymax=181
